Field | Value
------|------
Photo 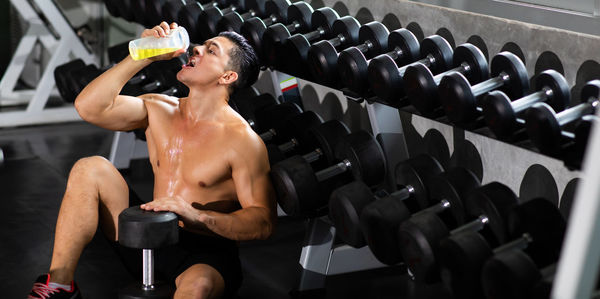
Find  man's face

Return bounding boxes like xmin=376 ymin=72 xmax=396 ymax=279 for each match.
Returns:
xmin=177 ymin=36 xmax=237 ymax=88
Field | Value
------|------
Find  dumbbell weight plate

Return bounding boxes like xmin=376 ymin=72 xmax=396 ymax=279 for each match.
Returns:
xmin=299 ymin=120 xmax=350 ymax=169
xmin=270 ymin=155 xmax=321 ymax=215
xmin=426 ymin=167 xmax=481 ymax=228
xmin=118 ymin=206 xmax=179 ymax=249
xmin=481 ymin=249 xmax=543 ymax=299
xmin=491 ymin=52 xmax=530 ymax=100
xmin=279 ymin=8 xmax=340 ymax=77
xmin=464 ymin=182 xmax=518 ymax=247
xmin=276 ymin=111 xmax=324 ymax=146
xmin=359 ymin=155 xmax=444 ymax=264
xmin=254 ymin=101 xmax=302 ymax=134
xmin=306 ymin=17 xmax=361 ymax=85
xmin=329 ymin=181 xmax=378 ymax=247
xmin=507 ymin=198 xmax=566 ymax=267
xmin=54 ymin=59 xmax=86 ymax=103
xmin=333 ymin=130 xmax=386 ymax=186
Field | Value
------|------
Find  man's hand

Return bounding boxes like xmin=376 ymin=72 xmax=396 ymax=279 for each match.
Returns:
xmin=141 ymin=21 xmax=187 ymax=62
xmin=140 ymin=196 xmax=198 ymax=224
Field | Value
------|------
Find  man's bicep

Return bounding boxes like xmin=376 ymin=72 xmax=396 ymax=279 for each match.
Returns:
xmin=92 ymin=94 xmax=149 ymax=131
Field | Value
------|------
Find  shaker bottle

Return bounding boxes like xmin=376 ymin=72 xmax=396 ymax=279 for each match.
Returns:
xmin=129 ymin=26 xmax=190 ymax=60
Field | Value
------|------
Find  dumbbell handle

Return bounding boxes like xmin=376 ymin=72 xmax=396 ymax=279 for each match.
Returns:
xmin=472 ymin=72 xmax=510 ymax=97
xmin=325 ymin=33 xmax=347 ymax=48
xmin=354 ymin=40 xmax=374 ymax=54
xmin=240 ymin=9 xmax=258 ymax=19
xmin=260 ymin=128 xmax=276 ymax=141
xmin=555 ymin=99 xmax=598 ymax=126
xmin=303 ymin=27 xmax=326 ymax=42
xmin=278 ymin=138 xmax=299 ymax=153
xmin=433 ymin=62 xmax=471 ymax=85
xmin=302 ymin=148 xmax=323 ymax=163
xmin=413 ymin=199 xmax=451 ymax=218
xmin=379 ymin=184 xmax=415 ymax=201
xmin=285 ymin=21 xmax=302 ymax=33
xmin=492 ymin=233 xmax=532 ymax=255
xmin=398 ymin=54 xmax=437 ymax=78
xmin=142 ymin=248 xmax=155 ymax=290
xmin=315 ymin=159 xmax=351 ymax=181
xmin=512 ymin=87 xmax=553 ymax=114
xmin=450 ymin=215 xmax=489 ymax=235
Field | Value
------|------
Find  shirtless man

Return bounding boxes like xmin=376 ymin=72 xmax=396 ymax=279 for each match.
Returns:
xmin=28 ymin=22 xmax=275 ymax=299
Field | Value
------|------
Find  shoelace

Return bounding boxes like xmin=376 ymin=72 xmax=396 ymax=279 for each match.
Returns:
xmin=28 ymin=282 xmax=60 ymax=299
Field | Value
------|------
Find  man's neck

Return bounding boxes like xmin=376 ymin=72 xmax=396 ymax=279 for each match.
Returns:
xmin=180 ymin=86 xmax=230 ymax=124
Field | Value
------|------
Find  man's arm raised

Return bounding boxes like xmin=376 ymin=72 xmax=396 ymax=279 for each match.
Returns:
xmin=74 ymin=22 xmax=185 ymax=131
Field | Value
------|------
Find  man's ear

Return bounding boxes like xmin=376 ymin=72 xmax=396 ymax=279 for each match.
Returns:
xmin=219 ymin=71 xmax=238 ymax=85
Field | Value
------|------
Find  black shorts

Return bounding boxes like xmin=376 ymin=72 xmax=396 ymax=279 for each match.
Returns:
xmin=110 ymin=189 xmax=243 ymax=298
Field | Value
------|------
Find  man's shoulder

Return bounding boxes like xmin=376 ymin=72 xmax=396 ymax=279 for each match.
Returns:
xmin=141 ymin=94 xmax=179 ymax=110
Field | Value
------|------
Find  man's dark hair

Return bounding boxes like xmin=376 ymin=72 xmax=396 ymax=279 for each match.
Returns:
xmin=218 ymin=31 xmax=260 ymax=93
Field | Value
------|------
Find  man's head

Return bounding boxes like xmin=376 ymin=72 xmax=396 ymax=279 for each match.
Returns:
xmin=177 ymin=31 xmax=259 ymax=95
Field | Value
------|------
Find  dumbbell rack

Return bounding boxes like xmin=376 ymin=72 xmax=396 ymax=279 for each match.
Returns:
xmin=0 ymin=0 xmax=95 ymax=127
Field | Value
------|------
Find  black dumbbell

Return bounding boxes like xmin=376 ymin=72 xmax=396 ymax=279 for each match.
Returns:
xmin=241 ymin=1 xmax=312 ymax=63
xmin=277 ymin=11 xmax=350 ymax=79
xmin=361 ymin=166 xmax=480 ymax=266
xmin=229 ymin=92 xmax=278 ymax=130
xmin=267 ymin=119 xmax=350 ymax=166
xmin=260 ymin=110 xmax=324 ymax=147
xmin=404 ymin=43 xmax=489 ymax=116
xmin=525 ymin=80 xmax=600 ymax=157
xmin=271 ymin=130 xmax=386 ymax=216
xmin=54 ymin=59 xmax=86 ymax=103
xmin=129 ymin=0 xmax=153 ymax=26
xmin=398 ymin=182 xmax=518 ymax=283
xmin=368 ymin=35 xmax=453 ymax=106
xmin=276 ymin=8 xmax=341 ymax=77
xmin=178 ymin=0 xmax=235 ymax=41
xmin=329 ymin=154 xmax=444 ymax=248
xmin=195 ymin=0 xmax=254 ymax=41
xmin=217 ymin=0 xmax=289 ymax=34
xmin=438 ymin=51 xmax=530 ymax=125
xmin=338 ymin=28 xmax=419 ymax=97
xmin=103 ymin=0 xmax=122 ymax=18
xmin=307 ymin=20 xmax=387 ymax=88
xmin=481 ymin=70 xmax=570 ymax=141
xmin=565 ymin=114 xmax=598 ymax=169
xmin=261 ymin=2 xmax=316 ymax=68
xmin=480 ymin=198 xmax=566 ymax=299
xmin=437 ymin=197 xmax=565 ymax=299
xmin=118 ymin=206 xmax=178 ymax=299
xmin=252 ymin=101 xmax=303 ymax=136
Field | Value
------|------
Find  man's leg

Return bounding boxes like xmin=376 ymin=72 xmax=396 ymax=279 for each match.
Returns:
xmin=174 ymin=264 xmax=226 ymax=299
xmin=47 ymin=156 xmax=130 ymax=284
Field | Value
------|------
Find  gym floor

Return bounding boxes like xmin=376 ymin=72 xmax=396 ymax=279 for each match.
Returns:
xmin=0 ymin=121 xmax=449 ymax=299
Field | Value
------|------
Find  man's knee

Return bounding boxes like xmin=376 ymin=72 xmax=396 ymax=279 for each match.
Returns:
xmin=175 ymin=265 xmax=224 ymax=299
xmin=69 ymin=156 xmax=116 ymax=182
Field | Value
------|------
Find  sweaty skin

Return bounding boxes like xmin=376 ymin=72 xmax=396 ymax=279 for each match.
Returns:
xmin=75 ymin=22 xmax=276 ymax=240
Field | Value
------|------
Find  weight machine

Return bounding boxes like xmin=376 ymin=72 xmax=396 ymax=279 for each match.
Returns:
xmin=0 ymin=0 xmax=96 ymax=127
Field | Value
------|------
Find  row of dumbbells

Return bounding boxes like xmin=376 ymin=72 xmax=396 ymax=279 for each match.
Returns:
xmin=327 ymin=153 xmax=573 ymax=299
xmin=101 ymin=0 xmax=598 ymax=170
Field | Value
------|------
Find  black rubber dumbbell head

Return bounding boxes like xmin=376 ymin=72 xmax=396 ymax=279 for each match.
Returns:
xmin=118 ymin=206 xmax=179 ymax=249
xmin=406 ymin=43 xmax=488 ymax=115
xmin=334 ymin=154 xmax=442 ymax=249
xmin=369 ymin=35 xmax=452 ymax=103
xmin=306 ymin=16 xmax=362 ymax=85
xmin=398 ymin=182 xmax=517 ymax=282
xmin=482 ymin=70 xmax=570 ymax=140
xmin=333 ymin=130 xmax=386 ymax=186
xmin=262 ymin=1 xmax=314 ymax=68
xmin=279 ymin=7 xmax=340 ymax=77
xmin=299 ymin=119 xmax=351 ymax=169
xmin=481 ymin=249 xmax=542 ymax=299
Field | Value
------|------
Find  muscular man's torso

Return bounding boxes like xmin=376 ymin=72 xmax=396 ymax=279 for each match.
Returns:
xmin=143 ymin=95 xmax=247 ymax=214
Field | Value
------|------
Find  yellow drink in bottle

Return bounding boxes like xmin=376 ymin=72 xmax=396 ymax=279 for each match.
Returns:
xmin=128 ymin=27 xmax=189 ymax=61
xmin=130 ymin=47 xmax=180 ymax=60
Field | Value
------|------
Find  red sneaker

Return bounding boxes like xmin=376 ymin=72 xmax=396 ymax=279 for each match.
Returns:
xmin=28 ymin=274 xmax=82 ymax=299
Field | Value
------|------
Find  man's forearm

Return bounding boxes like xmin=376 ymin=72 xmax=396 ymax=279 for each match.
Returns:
xmin=74 ymin=56 xmax=151 ymax=117
xmin=185 ymin=207 xmax=274 ymax=241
